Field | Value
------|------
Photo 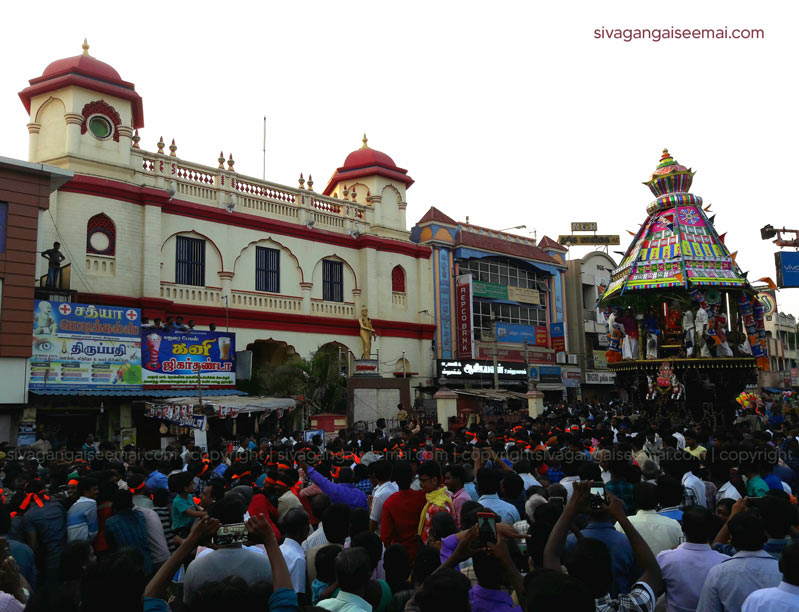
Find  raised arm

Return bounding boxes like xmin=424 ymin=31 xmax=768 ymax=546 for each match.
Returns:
xmin=543 ymin=480 xmax=590 ymax=570
xmin=605 ymin=492 xmax=663 ymax=597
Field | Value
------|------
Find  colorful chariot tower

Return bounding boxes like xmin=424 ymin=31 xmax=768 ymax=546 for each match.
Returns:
xmin=598 ymin=150 xmax=767 ymax=424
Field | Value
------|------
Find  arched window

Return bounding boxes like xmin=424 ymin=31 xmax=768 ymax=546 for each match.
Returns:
xmin=86 ymin=213 xmax=116 ymax=256
xmin=391 ymin=265 xmax=406 ymax=293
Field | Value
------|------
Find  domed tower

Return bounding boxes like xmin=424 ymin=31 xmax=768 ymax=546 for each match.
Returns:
xmin=323 ymin=135 xmax=414 ymax=237
xmin=18 ymin=40 xmax=143 ymax=169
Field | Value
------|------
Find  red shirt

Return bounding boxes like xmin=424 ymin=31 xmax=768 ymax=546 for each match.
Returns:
xmin=380 ymin=488 xmax=426 ymax=562
xmin=249 ymin=493 xmax=280 ymax=539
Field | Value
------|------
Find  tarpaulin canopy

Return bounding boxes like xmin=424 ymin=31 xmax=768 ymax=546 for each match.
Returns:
xmin=160 ymin=395 xmax=296 ymax=418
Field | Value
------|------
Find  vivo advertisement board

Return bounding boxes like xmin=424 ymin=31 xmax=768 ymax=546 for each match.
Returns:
xmin=142 ymin=329 xmax=236 ymax=388
xmin=495 ymin=322 xmax=548 ymax=346
xmin=30 ymin=301 xmax=142 ymax=390
xmin=776 ymin=251 xmax=799 ymax=288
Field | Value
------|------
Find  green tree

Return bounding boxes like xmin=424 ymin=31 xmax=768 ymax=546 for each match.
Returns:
xmin=255 ymin=345 xmax=347 ymax=414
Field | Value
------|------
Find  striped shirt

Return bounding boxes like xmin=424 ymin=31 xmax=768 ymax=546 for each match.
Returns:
xmin=67 ymin=496 xmax=98 ymax=543
xmin=153 ymin=505 xmax=177 ymax=552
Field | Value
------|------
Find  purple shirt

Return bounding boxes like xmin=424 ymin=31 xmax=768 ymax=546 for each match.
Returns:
xmin=306 ymin=467 xmax=368 ymax=509
xmin=657 ymin=542 xmax=728 ymax=612
xmin=469 ymin=584 xmax=521 ymax=612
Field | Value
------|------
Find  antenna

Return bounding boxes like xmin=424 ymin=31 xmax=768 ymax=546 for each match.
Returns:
xmin=262 ymin=116 xmax=266 ymax=180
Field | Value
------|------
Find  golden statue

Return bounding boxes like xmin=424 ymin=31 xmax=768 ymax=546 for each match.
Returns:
xmin=359 ymin=305 xmax=376 ymax=359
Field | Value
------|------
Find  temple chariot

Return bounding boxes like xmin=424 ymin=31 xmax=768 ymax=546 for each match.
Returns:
xmin=598 ymin=150 xmax=768 ymax=426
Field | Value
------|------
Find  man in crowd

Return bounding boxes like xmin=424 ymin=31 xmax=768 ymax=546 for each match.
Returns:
xmin=476 ymin=468 xmax=519 ymax=524
xmin=742 ymin=541 xmax=799 ymax=611
xmin=618 ymin=482 xmax=682 ymax=557
xmin=66 ymin=477 xmax=99 ymax=543
xmin=368 ymin=460 xmax=397 ymax=534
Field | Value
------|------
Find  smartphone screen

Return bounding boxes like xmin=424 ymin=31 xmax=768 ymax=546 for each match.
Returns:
xmin=215 ymin=523 xmax=248 ymax=546
xmin=590 ymin=481 xmax=607 ymax=508
xmin=477 ymin=512 xmax=497 ymax=545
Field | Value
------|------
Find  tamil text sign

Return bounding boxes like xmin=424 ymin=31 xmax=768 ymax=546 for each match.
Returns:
xmin=550 ymin=321 xmax=566 ymax=352
xmin=507 ymin=286 xmax=540 ymax=305
xmin=585 ymin=371 xmax=615 ymax=384
xmin=142 ymin=329 xmax=236 ymax=388
xmin=437 ymin=359 xmax=528 ymax=380
xmin=558 ymin=234 xmax=620 ymax=246
xmin=30 ymin=301 xmax=142 ymax=390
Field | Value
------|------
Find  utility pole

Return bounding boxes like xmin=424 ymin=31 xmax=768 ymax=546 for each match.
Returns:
xmin=224 ymin=295 xmax=229 ymax=331
xmin=491 ymin=312 xmax=499 ymax=390
xmin=524 ymin=338 xmax=530 ymax=390
xmin=262 ymin=116 xmax=267 ymax=180
xmin=402 ymin=350 xmax=406 ymax=378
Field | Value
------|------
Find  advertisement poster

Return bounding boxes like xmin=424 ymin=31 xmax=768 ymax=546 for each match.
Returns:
xmin=142 ymin=329 xmax=236 ymax=388
xmin=30 ymin=301 xmax=142 ymax=390
xmin=550 ymin=322 xmax=566 ymax=352
xmin=455 ymin=274 xmax=474 ymax=359
xmin=495 ymin=322 xmax=548 ymax=347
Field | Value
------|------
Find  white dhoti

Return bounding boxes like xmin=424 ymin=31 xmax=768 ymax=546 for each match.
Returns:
xmin=684 ymin=327 xmax=695 ymax=356
xmin=646 ymin=334 xmax=658 ymax=359
xmin=622 ymin=336 xmax=638 ymax=360
xmin=717 ymin=341 xmax=733 ymax=357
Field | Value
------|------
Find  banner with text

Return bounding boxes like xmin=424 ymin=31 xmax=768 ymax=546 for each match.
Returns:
xmin=30 ymin=301 xmax=142 ymax=390
xmin=142 ymin=329 xmax=236 ymax=388
xmin=456 ymin=275 xmax=474 ymax=359
xmin=550 ymin=322 xmax=566 ymax=352
xmin=495 ymin=322 xmax=548 ymax=347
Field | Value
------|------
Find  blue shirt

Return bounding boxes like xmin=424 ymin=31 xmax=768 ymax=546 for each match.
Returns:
xmin=566 ymin=521 xmax=638 ymax=596
xmin=146 ymin=470 xmax=169 ymax=492
xmin=105 ymin=509 xmax=153 ymax=574
xmin=658 ymin=507 xmax=683 ymax=522
xmin=477 ymin=494 xmax=520 ymax=524
xmin=307 ymin=467 xmax=368 ymax=509
xmin=696 ymin=550 xmax=781 ymax=612
xmin=7 ymin=538 xmax=36 ymax=589
xmin=464 ymin=482 xmax=479 ymax=501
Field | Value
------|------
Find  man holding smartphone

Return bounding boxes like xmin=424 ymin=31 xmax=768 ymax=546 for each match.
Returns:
xmin=543 ymin=481 xmax=663 ymax=611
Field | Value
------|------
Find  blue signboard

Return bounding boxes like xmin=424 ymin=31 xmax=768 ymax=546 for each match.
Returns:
xmin=30 ymin=301 xmax=142 ymax=390
xmin=776 ymin=251 xmax=799 ymax=288
xmin=438 ymin=249 xmax=453 ymax=358
xmin=529 ymin=365 xmax=561 ymax=384
xmin=495 ymin=323 xmax=548 ymax=346
xmin=142 ymin=329 xmax=236 ymax=388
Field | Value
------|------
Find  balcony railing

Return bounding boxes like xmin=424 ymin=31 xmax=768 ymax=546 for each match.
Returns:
xmin=392 ymin=292 xmax=408 ymax=309
xmin=311 ymin=300 xmax=355 ymax=317
xmin=230 ymin=290 xmax=303 ymax=314
xmin=160 ymin=283 xmax=222 ymax=305
xmin=132 ymin=149 xmax=371 ymax=235
xmin=86 ymin=254 xmax=115 ymax=276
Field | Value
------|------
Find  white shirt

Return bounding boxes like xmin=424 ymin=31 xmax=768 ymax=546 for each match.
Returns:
xmin=134 ymin=506 xmax=171 ymax=564
xmin=617 ymin=509 xmax=683 ymax=557
xmin=280 ymin=537 xmax=306 ymax=594
xmin=519 ymin=473 xmax=541 ymax=491
xmin=277 ymin=490 xmax=303 ymax=523
xmin=717 ymin=481 xmax=742 ymax=504
xmin=369 ymin=481 xmax=398 ymax=533
xmin=682 ymin=471 xmax=707 ymax=508
xmin=673 ymin=432 xmax=686 ymax=450
xmin=302 ymin=523 xmax=329 ymax=552
xmin=601 ymin=469 xmax=612 ymax=484
xmin=742 ymin=581 xmax=799 ymax=612
xmin=559 ymin=476 xmax=580 ymax=502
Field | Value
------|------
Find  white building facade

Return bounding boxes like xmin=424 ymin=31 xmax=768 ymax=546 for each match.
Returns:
xmin=19 ymin=44 xmax=436 ymax=398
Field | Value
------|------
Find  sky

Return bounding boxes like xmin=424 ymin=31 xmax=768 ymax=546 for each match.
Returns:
xmin=2 ymin=1 xmax=798 ymax=314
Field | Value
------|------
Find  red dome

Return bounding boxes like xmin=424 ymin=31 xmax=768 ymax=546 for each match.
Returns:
xmin=41 ymin=54 xmax=124 ymax=85
xmin=341 ymin=146 xmax=400 ymax=171
xmin=323 ymin=135 xmax=414 ymax=195
xmin=19 ymin=41 xmax=144 ymax=129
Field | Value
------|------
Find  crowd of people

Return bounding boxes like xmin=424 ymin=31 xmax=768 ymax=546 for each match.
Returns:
xmin=0 ymin=398 xmax=798 ymax=611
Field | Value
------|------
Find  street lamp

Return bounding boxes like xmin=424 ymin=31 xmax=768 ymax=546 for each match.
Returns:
xmin=500 ymin=225 xmax=527 ymax=232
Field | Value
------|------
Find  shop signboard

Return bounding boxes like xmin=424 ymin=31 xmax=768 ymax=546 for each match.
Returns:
xmin=142 ymin=329 xmax=236 ymax=388
xmin=495 ymin=323 xmax=548 ymax=346
xmin=472 ymin=280 xmax=508 ymax=299
xmin=530 ymin=365 xmax=562 ymax=384
xmin=507 ymin=286 xmax=540 ymax=305
xmin=456 ymin=275 xmax=474 ymax=359
xmin=585 ymin=371 xmax=616 ymax=384
xmin=558 ymin=234 xmax=620 ymax=246
xmin=474 ymin=345 xmax=556 ymax=363
xmin=550 ymin=322 xmax=566 ymax=352
xmin=571 ymin=222 xmax=597 ymax=232
xmin=30 ymin=300 xmax=142 ymax=390
xmin=438 ymin=250 xmax=453 ymax=358
xmin=437 ymin=359 xmax=528 ymax=380
xmin=592 ymin=350 xmax=609 ymax=369
xmin=562 ymin=369 xmax=582 ymax=388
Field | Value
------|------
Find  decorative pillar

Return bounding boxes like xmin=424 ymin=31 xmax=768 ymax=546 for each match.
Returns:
xmin=434 ymin=387 xmax=458 ymax=431
xmin=117 ymin=125 xmax=133 ymax=166
xmin=526 ymin=389 xmax=544 ymax=418
xmin=398 ymin=200 xmax=408 ymax=233
xmin=64 ymin=113 xmax=83 ymax=155
xmin=27 ymin=123 xmax=40 ymax=161
xmin=218 ymin=271 xmax=234 ymax=303
xmin=300 ymin=282 xmax=313 ymax=314
xmin=352 ymin=288 xmax=362 ymax=315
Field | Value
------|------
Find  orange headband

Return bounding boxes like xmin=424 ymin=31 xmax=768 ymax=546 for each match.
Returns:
xmin=265 ymin=476 xmax=276 ymax=485
xmin=68 ymin=479 xmax=79 ymax=486
xmin=231 ymin=470 xmax=252 ymax=480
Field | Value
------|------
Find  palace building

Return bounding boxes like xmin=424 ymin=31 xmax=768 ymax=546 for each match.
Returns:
xmin=16 ymin=42 xmax=435 ymax=441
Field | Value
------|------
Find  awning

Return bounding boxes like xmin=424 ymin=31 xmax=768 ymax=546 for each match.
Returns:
xmin=453 ymin=389 xmax=529 ymax=401
xmin=762 ymin=387 xmax=786 ymax=394
xmin=30 ymin=388 xmax=246 ymax=397
xmin=161 ymin=395 xmax=296 ymax=416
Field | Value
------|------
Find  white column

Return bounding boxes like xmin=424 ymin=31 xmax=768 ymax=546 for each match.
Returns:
xmin=64 ymin=114 xmax=83 ymax=156
xmin=300 ymin=282 xmax=313 ymax=314
xmin=27 ymin=123 xmax=40 ymax=161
